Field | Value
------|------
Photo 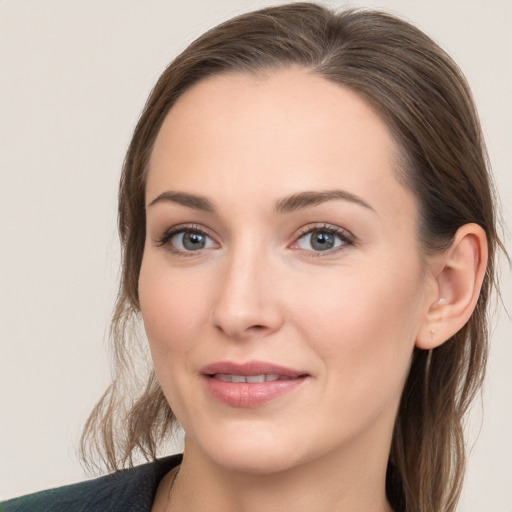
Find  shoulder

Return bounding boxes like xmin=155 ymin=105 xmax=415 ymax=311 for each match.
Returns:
xmin=1 ymin=454 xmax=182 ymax=512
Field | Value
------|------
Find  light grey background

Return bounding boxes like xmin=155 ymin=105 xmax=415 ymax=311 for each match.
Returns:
xmin=1 ymin=1 xmax=510 ymax=509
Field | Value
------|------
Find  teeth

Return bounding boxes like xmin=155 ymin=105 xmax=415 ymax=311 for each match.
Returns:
xmin=246 ymin=375 xmax=266 ymax=383
xmin=215 ymin=373 xmax=286 ymax=383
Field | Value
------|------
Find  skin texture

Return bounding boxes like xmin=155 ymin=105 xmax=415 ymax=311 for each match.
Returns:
xmin=139 ymin=68 xmax=481 ymax=511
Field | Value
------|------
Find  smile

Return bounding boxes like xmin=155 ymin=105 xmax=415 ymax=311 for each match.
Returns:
xmin=201 ymin=361 xmax=309 ymax=407
xmin=214 ymin=374 xmax=294 ymax=383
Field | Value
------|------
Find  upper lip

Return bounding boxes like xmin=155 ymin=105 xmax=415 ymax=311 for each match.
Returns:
xmin=201 ymin=360 xmax=307 ymax=378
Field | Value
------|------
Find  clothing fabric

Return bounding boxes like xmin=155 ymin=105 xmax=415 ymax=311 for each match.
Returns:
xmin=0 ymin=453 xmax=182 ymax=512
xmin=2 ymin=453 xmax=405 ymax=511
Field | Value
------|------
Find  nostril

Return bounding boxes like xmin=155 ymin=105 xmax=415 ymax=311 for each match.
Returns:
xmin=247 ymin=324 xmax=268 ymax=333
xmin=215 ymin=322 xmax=268 ymax=338
xmin=211 ymin=296 xmax=284 ymax=339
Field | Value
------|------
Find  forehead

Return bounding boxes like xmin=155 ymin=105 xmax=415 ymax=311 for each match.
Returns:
xmin=147 ymin=68 xmax=415 ymax=223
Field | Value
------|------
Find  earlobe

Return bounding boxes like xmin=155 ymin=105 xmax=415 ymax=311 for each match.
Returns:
xmin=416 ymin=223 xmax=488 ymax=350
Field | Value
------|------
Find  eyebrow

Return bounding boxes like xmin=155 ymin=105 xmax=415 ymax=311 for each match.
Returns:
xmin=147 ymin=189 xmax=375 ymax=215
xmin=148 ymin=191 xmax=214 ymax=212
xmin=274 ymin=190 xmax=375 ymax=215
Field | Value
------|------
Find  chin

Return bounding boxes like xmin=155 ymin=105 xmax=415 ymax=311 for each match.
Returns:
xmin=187 ymin=423 xmax=310 ymax=475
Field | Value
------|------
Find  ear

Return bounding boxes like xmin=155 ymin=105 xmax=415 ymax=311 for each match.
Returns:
xmin=416 ymin=223 xmax=488 ymax=350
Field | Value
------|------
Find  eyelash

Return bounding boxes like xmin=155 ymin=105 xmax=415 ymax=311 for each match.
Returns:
xmin=155 ymin=224 xmax=215 ymax=257
xmin=155 ymin=223 xmax=355 ymax=257
xmin=292 ymin=224 xmax=355 ymax=256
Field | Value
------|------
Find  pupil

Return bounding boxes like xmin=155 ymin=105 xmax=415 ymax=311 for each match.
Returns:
xmin=183 ymin=232 xmax=205 ymax=250
xmin=311 ymin=231 xmax=334 ymax=251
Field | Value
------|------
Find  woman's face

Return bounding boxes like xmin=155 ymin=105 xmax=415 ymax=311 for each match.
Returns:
xmin=139 ymin=69 xmax=437 ymax=473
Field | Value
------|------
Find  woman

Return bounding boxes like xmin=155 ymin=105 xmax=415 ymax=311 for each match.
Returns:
xmin=2 ymin=3 xmax=503 ymax=512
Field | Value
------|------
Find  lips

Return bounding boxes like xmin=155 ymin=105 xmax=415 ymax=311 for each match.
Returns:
xmin=215 ymin=374 xmax=286 ymax=383
xmin=201 ymin=361 xmax=308 ymax=407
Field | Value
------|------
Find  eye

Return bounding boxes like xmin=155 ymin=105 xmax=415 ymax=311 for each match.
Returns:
xmin=172 ymin=230 xmax=216 ymax=251
xmin=157 ymin=225 xmax=217 ymax=254
xmin=292 ymin=225 xmax=354 ymax=253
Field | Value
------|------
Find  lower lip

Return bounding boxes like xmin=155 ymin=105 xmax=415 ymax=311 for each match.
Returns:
xmin=203 ymin=376 xmax=307 ymax=407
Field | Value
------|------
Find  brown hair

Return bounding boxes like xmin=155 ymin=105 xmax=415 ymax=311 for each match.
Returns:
xmin=81 ymin=3 xmax=501 ymax=511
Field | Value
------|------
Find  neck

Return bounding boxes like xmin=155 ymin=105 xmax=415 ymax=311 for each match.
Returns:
xmin=163 ymin=437 xmax=394 ymax=512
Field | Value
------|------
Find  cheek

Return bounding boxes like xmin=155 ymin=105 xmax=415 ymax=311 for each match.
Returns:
xmin=298 ymin=265 xmax=421 ymax=338
xmin=294 ymin=260 xmax=425 ymax=387
xmin=138 ymin=257 xmax=208 ymax=360
xmin=294 ymin=268 xmax=424 ymax=440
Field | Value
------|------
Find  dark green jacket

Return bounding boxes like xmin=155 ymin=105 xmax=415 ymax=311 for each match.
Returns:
xmin=1 ymin=454 xmax=182 ymax=512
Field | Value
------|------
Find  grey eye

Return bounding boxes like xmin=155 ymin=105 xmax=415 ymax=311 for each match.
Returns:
xmin=310 ymin=231 xmax=336 ymax=251
xmin=296 ymin=229 xmax=344 ymax=252
xmin=171 ymin=231 xmax=215 ymax=251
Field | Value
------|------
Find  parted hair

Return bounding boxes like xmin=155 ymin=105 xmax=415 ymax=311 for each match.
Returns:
xmin=81 ymin=4 xmax=501 ymax=511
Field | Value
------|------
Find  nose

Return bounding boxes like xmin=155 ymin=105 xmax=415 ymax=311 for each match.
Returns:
xmin=211 ymin=249 xmax=283 ymax=340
